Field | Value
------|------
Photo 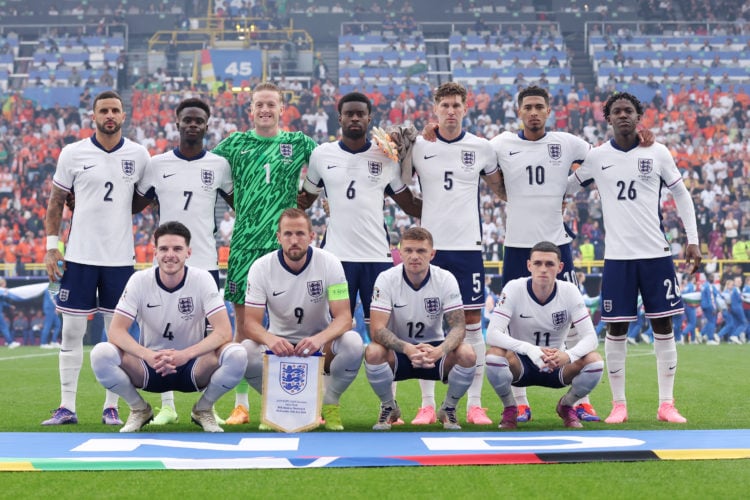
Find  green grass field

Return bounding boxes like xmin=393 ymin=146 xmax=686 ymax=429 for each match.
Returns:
xmin=1 ymin=343 xmax=749 ymax=498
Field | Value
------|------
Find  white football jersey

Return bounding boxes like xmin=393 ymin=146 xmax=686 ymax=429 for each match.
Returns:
xmin=411 ymin=132 xmax=498 ymax=250
xmin=370 ymin=264 xmax=464 ymax=344
xmin=488 ymin=278 xmax=593 ymax=354
xmin=245 ymin=247 xmax=348 ymax=343
xmin=304 ymin=140 xmax=405 ymax=262
xmin=492 ymin=131 xmax=590 ymax=247
xmin=574 ymin=140 xmax=684 ymax=259
xmin=138 ymin=149 xmax=233 ymax=270
xmin=115 ymin=266 xmax=226 ymax=352
xmin=53 ymin=137 xmax=149 ymax=266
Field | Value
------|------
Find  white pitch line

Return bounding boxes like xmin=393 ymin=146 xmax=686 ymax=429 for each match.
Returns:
xmin=0 ymin=347 xmax=92 ymax=362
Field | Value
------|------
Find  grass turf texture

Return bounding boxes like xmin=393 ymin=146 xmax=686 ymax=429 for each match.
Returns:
xmin=1 ymin=343 xmax=748 ymax=497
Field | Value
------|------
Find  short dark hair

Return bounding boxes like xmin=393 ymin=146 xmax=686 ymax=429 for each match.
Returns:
xmin=530 ymin=241 xmax=561 ymax=260
xmin=154 ymin=221 xmax=191 ymax=246
xmin=402 ymin=226 xmax=433 ymax=246
xmin=338 ymin=92 xmax=371 ymax=114
xmin=176 ymin=98 xmax=211 ymax=119
xmin=603 ymin=92 xmax=643 ymax=120
xmin=517 ymin=85 xmax=550 ymax=108
xmin=93 ymin=90 xmax=122 ymax=110
xmin=277 ymin=207 xmax=312 ymax=232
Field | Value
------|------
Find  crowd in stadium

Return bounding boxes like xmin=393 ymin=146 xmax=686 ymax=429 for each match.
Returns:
xmin=1 ymin=0 xmax=750 ymax=348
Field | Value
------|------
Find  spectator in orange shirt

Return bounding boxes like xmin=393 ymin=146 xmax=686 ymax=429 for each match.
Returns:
xmin=3 ymin=236 xmax=17 ymax=276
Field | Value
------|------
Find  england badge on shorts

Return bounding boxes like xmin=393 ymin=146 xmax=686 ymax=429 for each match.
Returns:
xmin=121 ymin=160 xmax=135 ymax=176
xmin=603 ymin=299 xmax=613 ymax=313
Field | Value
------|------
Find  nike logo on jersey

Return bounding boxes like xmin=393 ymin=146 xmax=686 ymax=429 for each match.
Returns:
xmin=326 ymin=165 xmax=338 ymax=169
xmin=601 ymin=164 xmax=616 ymax=170
xmin=423 ymin=154 xmax=437 ymax=160
xmin=509 ymin=151 xmax=521 ymax=156
xmin=272 ymin=290 xmax=286 ymax=296
xmin=240 ymin=149 xmax=253 ymax=154
xmin=393 ymin=304 xmax=407 ymax=308
xmin=83 ymin=165 xmax=96 ymax=170
xmin=162 ymin=173 xmax=176 ymax=178
xmin=146 ymin=303 xmax=160 ymax=308
xmin=520 ymin=314 xmax=533 ymax=318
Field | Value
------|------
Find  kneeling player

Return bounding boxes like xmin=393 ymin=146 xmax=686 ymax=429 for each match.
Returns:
xmin=365 ymin=227 xmax=476 ymax=430
xmin=485 ymin=241 xmax=604 ymax=429
xmin=90 ymin=221 xmax=247 ymax=432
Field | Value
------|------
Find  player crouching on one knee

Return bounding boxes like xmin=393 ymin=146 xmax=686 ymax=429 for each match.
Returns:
xmin=90 ymin=221 xmax=247 ymax=433
xmin=485 ymin=241 xmax=604 ymax=429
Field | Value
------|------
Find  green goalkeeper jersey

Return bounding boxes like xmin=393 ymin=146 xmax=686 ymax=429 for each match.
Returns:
xmin=213 ymin=129 xmax=317 ymax=251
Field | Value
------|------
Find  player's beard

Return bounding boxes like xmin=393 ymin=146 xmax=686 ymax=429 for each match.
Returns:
xmin=284 ymin=246 xmax=307 ymax=262
xmin=97 ymin=121 xmax=122 ymax=136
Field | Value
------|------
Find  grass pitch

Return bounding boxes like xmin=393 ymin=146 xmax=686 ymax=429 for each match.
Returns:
xmin=1 ymin=342 xmax=748 ymax=498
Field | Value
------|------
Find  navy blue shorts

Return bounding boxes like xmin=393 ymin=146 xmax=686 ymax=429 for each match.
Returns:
xmin=342 ymin=261 xmax=392 ymax=320
xmin=55 ymin=262 xmax=134 ymax=315
xmin=142 ymin=358 xmax=200 ymax=393
xmin=511 ymin=353 xmax=567 ymax=389
xmin=431 ymin=250 xmax=484 ymax=310
xmin=601 ymin=257 xmax=683 ymax=322
xmin=502 ymin=244 xmax=577 ymax=287
xmin=393 ymin=341 xmax=447 ymax=382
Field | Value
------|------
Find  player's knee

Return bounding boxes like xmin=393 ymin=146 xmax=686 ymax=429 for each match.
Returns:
xmin=606 ymin=322 xmax=629 ymax=336
xmin=364 ymin=342 xmax=387 ymax=364
xmin=241 ymin=339 xmax=263 ymax=381
xmin=220 ymin=343 xmax=248 ymax=374
xmin=455 ymin=343 xmax=476 ymax=368
xmin=90 ymin=342 xmax=120 ymax=379
xmin=333 ymin=330 xmax=364 ymax=361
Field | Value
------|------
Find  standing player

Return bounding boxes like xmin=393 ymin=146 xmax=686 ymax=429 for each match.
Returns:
xmin=489 ymin=85 xmax=598 ymax=422
xmin=43 ymin=90 xmax=150 ymax=425
xmin=570 ymin=92 xmax=702 ymax=423
xmin=700 ymin=275 xmax=719 ymax=344
xmin=136 ymin=97 xmax=234 ymax=425
xmin=89 ymin=221 xmax=246 ymax=432
xmin=411 ymin=82 xmax=504 ymax=425
xmin=298 ymin=92 xmax=421 ymax=336
xmin=242 ymin=209 xmax=363 ymax=430
xmin=365 ymin=227 xmax=476 ymax=430
xmin=212 ymin=82 xmax=318 ymax=425
xmin=485 ymin=241 xmax=604 ymax=429
xmin=677 ymin=273 xmax=697 ymax=343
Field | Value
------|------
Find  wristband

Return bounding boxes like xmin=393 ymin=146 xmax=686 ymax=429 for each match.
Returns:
xmin=46 ymin=235 xmax=59 ymax=250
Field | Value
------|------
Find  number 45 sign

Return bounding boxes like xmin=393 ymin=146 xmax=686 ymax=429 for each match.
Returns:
xmin=206 ymin=50 xmax=263 ymax=81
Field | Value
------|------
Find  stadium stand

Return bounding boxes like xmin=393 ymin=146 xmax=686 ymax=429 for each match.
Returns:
xmin=1 ymin=1 xmax=749 ymax=345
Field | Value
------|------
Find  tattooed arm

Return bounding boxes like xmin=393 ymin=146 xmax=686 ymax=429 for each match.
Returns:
xmin=44 ymin=185 xmax=68 ymax=281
